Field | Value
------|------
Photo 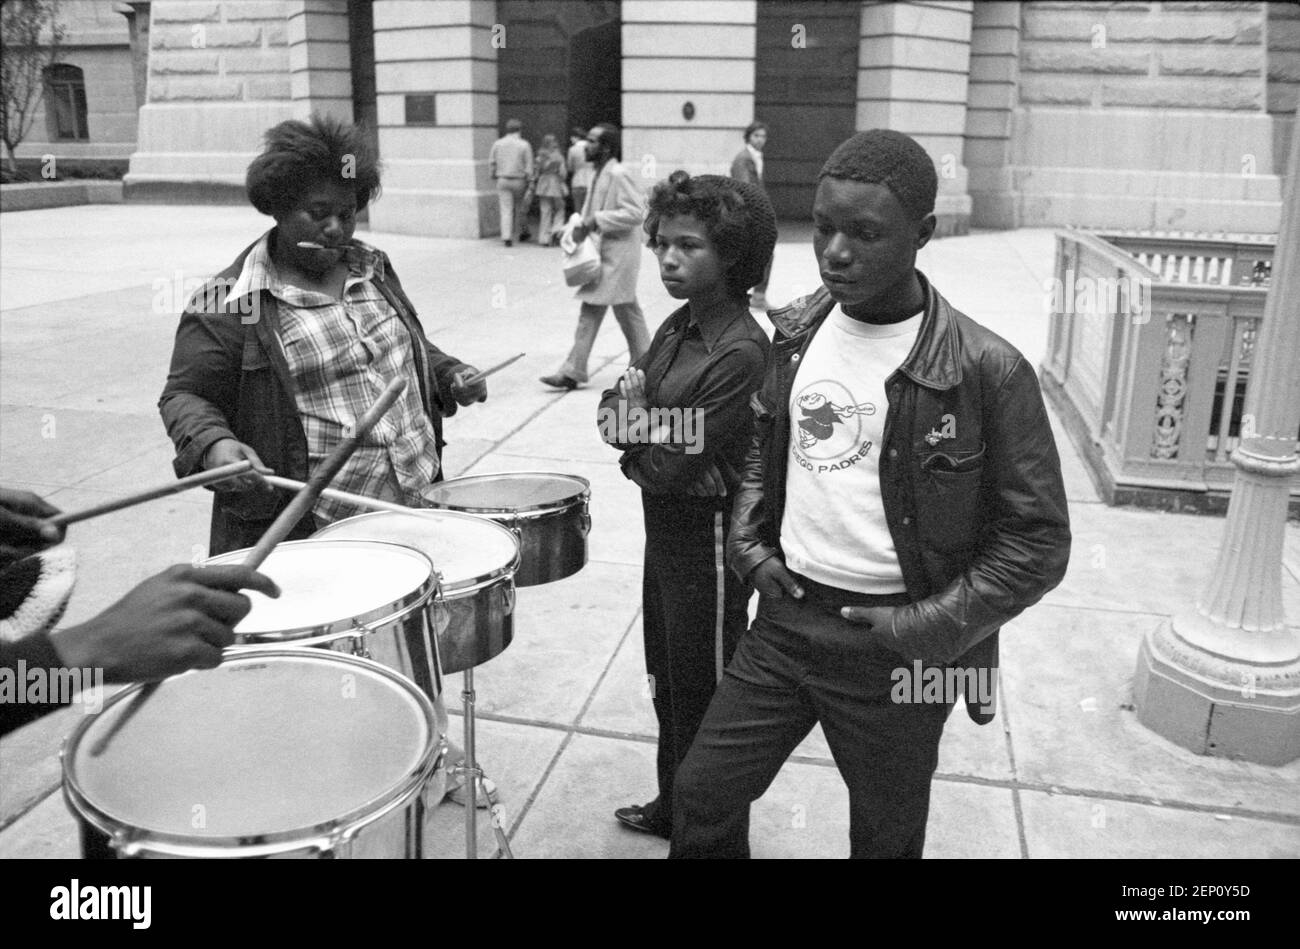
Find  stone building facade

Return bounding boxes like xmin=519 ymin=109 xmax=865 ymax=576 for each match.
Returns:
xmin=118 ymin=0 xmax=1297 ymax=238
xmin=8 ymin=0 xmax=142 ymax=175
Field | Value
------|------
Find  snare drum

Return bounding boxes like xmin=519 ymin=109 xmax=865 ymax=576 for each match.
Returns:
xmin=200 ymin=539 xmax=444 ymax=704
xmin=316 ymin=510 xmax=520 ymax=674
xmin=421 ymin=472 xmax=591 ymax=586
xmin=63 ymin=648 xmax=441 ymax=858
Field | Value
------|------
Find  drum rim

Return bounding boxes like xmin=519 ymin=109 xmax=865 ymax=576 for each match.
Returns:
xmin=420 ymin=471 xmax=591 ymax=517
xmin=61 ymin=647 xmax=441 ymax=857
xmin=202 ymin=539 xmax=436 ymax=641
xmin=315 ymin=510 xmax=522 ymax=592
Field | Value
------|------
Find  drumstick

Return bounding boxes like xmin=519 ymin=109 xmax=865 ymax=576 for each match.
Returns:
xmin=296 ymin=240 xmax=357 ymax=250
xmin=242 ymin=376 xmax=408 ymax=570
xmin=263 ymin=475 xmax=435 ymax=519
xmin=90 ymin=379 xmax=408 ymax=758
xmin=46 ymin=461 xmax=255 ymax=527
xmin=462 ymin=353 xmax=525 ymax=387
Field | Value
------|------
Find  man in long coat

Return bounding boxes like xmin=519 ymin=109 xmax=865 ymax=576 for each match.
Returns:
xmin=541 ymin=123 xmax=650 ymax=389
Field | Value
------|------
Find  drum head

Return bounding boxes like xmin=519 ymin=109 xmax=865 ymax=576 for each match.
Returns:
xmin=421 ymin=472 xmax=588 ymax=514
xmin=317 ymin=510 xmax=519 ymax=592
xmin=202 ymin=540 xmax=433 ymax=640
xmin=64 ymin=649 xmax=435 ymax=851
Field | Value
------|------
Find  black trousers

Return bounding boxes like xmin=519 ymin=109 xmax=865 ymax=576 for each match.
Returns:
xmin=639 ymin=495 xmax=750 ymax=829
xmin=670 ymin=577 xmax=952 ymax=858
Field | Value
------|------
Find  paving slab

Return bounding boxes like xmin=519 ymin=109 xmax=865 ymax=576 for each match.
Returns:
xmin=1020 ymin=789 xmax=1300 ymax=859
xmin=0 ymin=705 xmax=84 ymax=830
xmin=1001 ymin=602 xmax=1300 ymax=818
xmin=424 ymin=717 xmax=567 ymax=860
xmin=440 ymin=561 xmax=641 ymax=726
xmin=1047 ymin=402 xmax=1105 ymax=505
xmin=0 ymin=790 xmax=81 ymax=860
xmin=0 ymin=406 xmax=162 ymax=488
xmin=1045 ymin=502 xmax=1300 ymax=622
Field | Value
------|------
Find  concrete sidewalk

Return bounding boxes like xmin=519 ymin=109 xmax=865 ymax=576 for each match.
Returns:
xmin=1 ymin=204 xmax=1297 ymax=859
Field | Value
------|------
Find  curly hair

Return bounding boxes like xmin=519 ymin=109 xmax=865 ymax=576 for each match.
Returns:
xmin=644 ymin=171 xmax=777 ymax=297
xmin=245 ymin=114 xmax=381 ymax=218
xmin=818 ymin=129 xmax=937 ymax=221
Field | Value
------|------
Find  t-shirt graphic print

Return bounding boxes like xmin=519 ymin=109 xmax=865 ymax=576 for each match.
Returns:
xmin=780 ymin=307 xmax=922 ymax=595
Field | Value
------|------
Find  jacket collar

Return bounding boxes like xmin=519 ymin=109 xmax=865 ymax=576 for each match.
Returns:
xmin=767 ymin=269 xmax=962 ymax=390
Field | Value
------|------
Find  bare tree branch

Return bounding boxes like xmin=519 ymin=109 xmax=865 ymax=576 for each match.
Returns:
xmin=1 ymin=0 xmax=66 ymax=173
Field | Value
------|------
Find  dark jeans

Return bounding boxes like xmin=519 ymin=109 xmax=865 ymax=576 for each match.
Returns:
xmin=669 ymin=576 xmax=951 ymax=858
xmin=639 ymin=495 xmax=750 ymax=829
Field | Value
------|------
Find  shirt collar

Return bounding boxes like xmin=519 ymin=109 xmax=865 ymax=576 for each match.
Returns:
xmin=676 ymin=303 xmax=749 ymax=354
xmin=223 ymin=229 xmax=384 ymax=306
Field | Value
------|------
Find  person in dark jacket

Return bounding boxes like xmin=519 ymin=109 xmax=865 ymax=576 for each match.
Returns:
xmin=159 ymin=115 xmax=487 ymax=555
xmin=597 ymin=173 xmax=776 ymax=840
xmin=671 ymin=130 xmax=1071 ymax=859
xmin=729 ymin=121 xmax=773 ymax=310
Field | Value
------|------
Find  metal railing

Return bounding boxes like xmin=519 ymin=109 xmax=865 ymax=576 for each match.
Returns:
xmin=1043 ymin=229 xmax=1297 ymax=510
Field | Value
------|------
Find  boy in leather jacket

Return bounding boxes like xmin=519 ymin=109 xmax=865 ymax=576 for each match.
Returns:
xmin=670 ymin=130 xmax=1071 ymax=859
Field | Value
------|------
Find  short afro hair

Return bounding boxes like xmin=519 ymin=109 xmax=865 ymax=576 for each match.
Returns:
xmin=818 ymin=129 xmax=937 ymax=221
xmin=245 ymin=113 xmax=381 ymax=219
xmin=644 ymin=171 xmax=777 ymax=297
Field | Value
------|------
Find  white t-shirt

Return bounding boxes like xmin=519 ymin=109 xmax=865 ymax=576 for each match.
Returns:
xmin=780 ymin=307 xmax=923 ymax=594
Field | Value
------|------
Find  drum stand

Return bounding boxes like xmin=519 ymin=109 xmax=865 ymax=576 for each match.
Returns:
xmin=452 ymin=667 xmax=514 ymax=859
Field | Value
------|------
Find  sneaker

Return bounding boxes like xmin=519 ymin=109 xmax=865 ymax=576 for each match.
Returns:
xmin=614 ymin=802 xmax=671 ymax=839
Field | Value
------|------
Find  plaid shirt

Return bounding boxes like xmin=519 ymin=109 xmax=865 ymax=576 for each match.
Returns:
xmin=226 ymin=232 xmax=439 ymax=524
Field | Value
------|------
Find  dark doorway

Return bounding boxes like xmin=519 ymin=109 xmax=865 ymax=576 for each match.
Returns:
xmin=348 ymin=0 xmax=377 ymax=224
xmin=496 ymin=0 xmax=621 ymax=146
xmin=754 ymin=0 xmax=860 ymax=219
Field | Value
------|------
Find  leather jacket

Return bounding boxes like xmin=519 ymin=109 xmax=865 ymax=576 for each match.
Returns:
xmin=728 ymin=271 xmax=1071 ymax=722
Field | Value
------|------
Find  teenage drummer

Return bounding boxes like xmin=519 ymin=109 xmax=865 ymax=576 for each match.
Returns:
xmin=596 ymin=173 xmax=776 ymax=839
xmin=159 ymin=114 xmax=489 ymax=555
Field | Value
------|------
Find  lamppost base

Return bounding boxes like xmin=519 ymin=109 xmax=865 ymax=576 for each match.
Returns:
xmin=1133 ymin=616 xmax=1300 ymax=765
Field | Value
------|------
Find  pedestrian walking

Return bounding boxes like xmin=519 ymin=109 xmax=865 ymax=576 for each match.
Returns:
xmin=541 ymin=123 xmax=650 ymax=390
xmin=730 ymin=120 xmax=774 ymax=310
xmin=489 ymin=118 xmax=534 ymax=247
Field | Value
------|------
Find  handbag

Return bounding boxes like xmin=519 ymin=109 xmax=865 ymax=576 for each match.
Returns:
xmin=560 ymin=213 xmax=601 ymax=287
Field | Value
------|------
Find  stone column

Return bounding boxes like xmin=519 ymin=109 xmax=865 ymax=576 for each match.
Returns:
xmin=964 ymin=1 xmax=1019 ymax=229
xmin=366 ymin=0 xmax=496 ymax=237
xmin=288 ymin=0 xmax=351 ymax=122
xmin=125 ymin=0 xmax=294 ymax=203
xmin=1133 ymin=106 xmax=1300 ymax=766
xmin=858 ymin=1 xmax=973 ymax=236
xmin=621 ymin=0 xmax=756 ymax=183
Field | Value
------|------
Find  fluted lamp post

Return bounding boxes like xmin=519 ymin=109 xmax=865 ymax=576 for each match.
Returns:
xmin=1132 ymin=112 xmax=1300 ymax=765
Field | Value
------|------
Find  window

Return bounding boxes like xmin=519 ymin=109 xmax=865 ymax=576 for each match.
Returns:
xmin=45 ymin=64 xmax=88 ymax=141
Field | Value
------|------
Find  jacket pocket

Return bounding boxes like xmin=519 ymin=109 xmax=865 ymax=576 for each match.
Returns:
xmin=913 ymin=442 xmax=986 ymax=552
